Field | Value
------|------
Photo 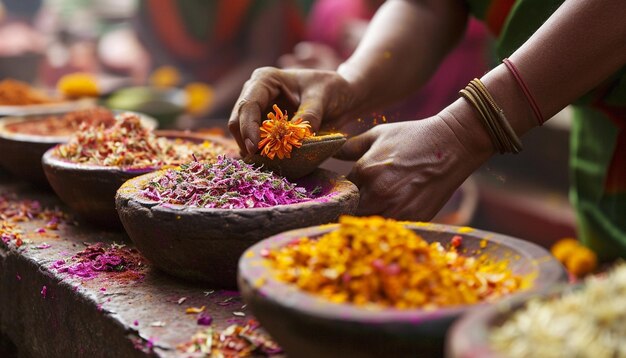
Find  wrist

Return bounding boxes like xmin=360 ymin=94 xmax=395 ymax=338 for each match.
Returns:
xmin=440 ymin=98 xmax=495 ymax=160
xmin=480 ymin=63 xmax=538 ymax=136
xmin=336 ymin=61 xmax=370 ymax=112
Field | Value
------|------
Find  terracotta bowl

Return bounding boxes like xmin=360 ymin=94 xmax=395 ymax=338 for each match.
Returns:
xmin=0 ymin=98 xmax=95 ymax=117
xmin=115 ymin=169 xmax=359 ymax=287
xmin=0 ymin=111 xmax=157 ymax=185
xmin=238 ymin=223 xmax=568 ymax=358
xmin=446 ymin=284 xmax=575 ymax=358
xmin=42 ymin=131 xmax=235 ymax=228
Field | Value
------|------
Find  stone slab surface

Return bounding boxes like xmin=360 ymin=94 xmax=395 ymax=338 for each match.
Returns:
xmin=0 ymin=170 xmax=279 ymax=357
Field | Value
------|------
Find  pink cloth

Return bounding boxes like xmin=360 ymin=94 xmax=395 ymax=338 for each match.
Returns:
xmin=305 ymin=0 xmax=374 ymax=55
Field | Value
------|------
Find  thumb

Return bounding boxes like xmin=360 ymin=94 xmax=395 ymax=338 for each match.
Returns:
xmin=334 ymin=131 xmax=375 ymax=161
xmin=294 ymin=92 xmax=325 ymax=132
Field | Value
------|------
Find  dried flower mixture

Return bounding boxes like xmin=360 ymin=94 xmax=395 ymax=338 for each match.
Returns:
xmin=490 ymin=263 xmax=626 ymax=358
xmin=142 ymin=157 xmax=316 ymax=209
xmin=54 ymin=113 xmax=225 ymax=168
xmin=177 ymin=320 xmax=282 ymax=357
xmin=0 ymin=193 xmax=66 ymax=248
xmin=53 ymin=242 xmax=145 ymax=280
xmin=265 ymin=216 xmax=525 ymax=309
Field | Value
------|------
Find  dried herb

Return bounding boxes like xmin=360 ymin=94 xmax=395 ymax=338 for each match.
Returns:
xmin=258 ymin=104 xmax=313 ymax=159
xmin=55 ymin=113 xmax=225 ymax=169
xmin=177 ymin=320 xmax=282 ymax=357
xmin=265 ymin=216 xmax=526 ymax=309
xmin=142 ymin=156 xmax=315 ymax=209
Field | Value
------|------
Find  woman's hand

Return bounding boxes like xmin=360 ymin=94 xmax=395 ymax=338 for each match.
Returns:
xmin=335 ymin=106 xmax=493 ymax=220
xmin=228 ymin=67 xmax=359 ymax=156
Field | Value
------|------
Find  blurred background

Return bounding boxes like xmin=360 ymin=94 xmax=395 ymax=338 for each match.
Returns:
xmin=0 ymin=0 xmax=574 ymax=247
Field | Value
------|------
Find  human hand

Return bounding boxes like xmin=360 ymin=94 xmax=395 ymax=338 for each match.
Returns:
xmin=228 ymin=67 xmax=358 ymax=156
xmin=335 ymin=109 xmax=493 ymax=220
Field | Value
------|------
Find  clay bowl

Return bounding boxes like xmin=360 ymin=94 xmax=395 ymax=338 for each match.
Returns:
xmin=0 ymin=97 xmax=96 ymax=117
xmin=115 ymin=169 xmax=359 ymax=287
xmin=245 ymin=133 xmax=346 ymax=180
xmin=0 ymin=111 xmax=157 ymax=185
xmin=446 ymin=284 xmax=576 ymax=358
xmin=238 ymin=223 xmax=568 ymax=358
xmin=42 ymin=131 xmax=235 ymax=228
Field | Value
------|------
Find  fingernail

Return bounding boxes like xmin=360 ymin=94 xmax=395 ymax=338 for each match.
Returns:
xmin=245 ymin=138 xmax=257 ymax=155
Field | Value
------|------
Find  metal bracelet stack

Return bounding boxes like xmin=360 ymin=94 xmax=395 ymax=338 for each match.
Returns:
xmin=459 ymin=78 xmax=523 ymax=154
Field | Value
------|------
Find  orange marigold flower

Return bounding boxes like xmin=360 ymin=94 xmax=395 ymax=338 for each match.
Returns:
xmin=258 ymin=104 xmax=313 ymax=159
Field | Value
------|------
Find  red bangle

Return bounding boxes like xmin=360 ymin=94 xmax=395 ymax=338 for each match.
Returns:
xmin=502 ymin=58 xmax=545 ymax=125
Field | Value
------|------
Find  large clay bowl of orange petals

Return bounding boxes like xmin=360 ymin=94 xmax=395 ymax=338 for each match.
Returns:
xmin=238 ymin=223 xmax=567 ymax=358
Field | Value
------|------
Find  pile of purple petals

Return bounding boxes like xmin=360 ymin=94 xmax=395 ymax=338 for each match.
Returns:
xmin=142 ymin=156 xmax=316 ymax=209
xmin=53 ymin=243 xmax=133 ymax=278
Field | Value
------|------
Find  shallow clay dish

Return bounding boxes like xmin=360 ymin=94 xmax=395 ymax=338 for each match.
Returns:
xmin=446 ymin=284 xmax=575 ymax=358
xmin=115 ymin=169 xmax=359 ymax=287
xmin=0 ymin=98 xmax=95 ymax=117
xmin=0 ymin=111 xmax=157 ymax=185
xmin=42 ymin=131 xmax=234 ymax=228
xmin=238 ymin=223 xmax=568 ymax=358
xmin=246 ymin=133 xmax=346 ymax=180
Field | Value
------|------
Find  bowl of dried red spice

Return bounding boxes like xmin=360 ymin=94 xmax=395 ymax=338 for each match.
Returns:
xmin=0 ymin=107 xmax=157 ymax=184
xmin=238 ymin=216 xmax=568 ymax=358
xmin=115 ymin=156 xmax=359 ymax=287
xmin=42 ymin=112 xmax=231 ymax=228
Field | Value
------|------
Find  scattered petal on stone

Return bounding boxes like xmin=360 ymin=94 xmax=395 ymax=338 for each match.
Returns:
xmin=233 ymin=311 xmax=245 ymax=317
xmin=197 ymin=314 xmax=213 ymax=326
xmin=40 ymin=285 xmax=47 ymax=298
xmin=177 ymin=297 xmax=187 ymax=305
xmin=186 ymin=306 xmax=205 ymax=314
xmin=150 ymin=321 xmax=166 ymax=327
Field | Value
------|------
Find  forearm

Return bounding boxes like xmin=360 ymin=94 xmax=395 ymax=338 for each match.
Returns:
xmin=337 ymin=0 xmax=468 ymax=114
xmin=444 ymin=0 xmax=626 ymax=156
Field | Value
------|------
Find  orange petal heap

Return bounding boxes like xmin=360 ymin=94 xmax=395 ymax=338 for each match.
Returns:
xmin=258 ymin=105 xmax=313 ymax=159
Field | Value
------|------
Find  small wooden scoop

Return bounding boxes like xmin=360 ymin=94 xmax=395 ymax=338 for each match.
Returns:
xmin=245 ymin=133 xmax=346 ymax=180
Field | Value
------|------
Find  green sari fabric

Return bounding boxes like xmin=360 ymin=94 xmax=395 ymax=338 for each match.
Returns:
xmin=467 ymin=0 xmax=626 ymax=259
